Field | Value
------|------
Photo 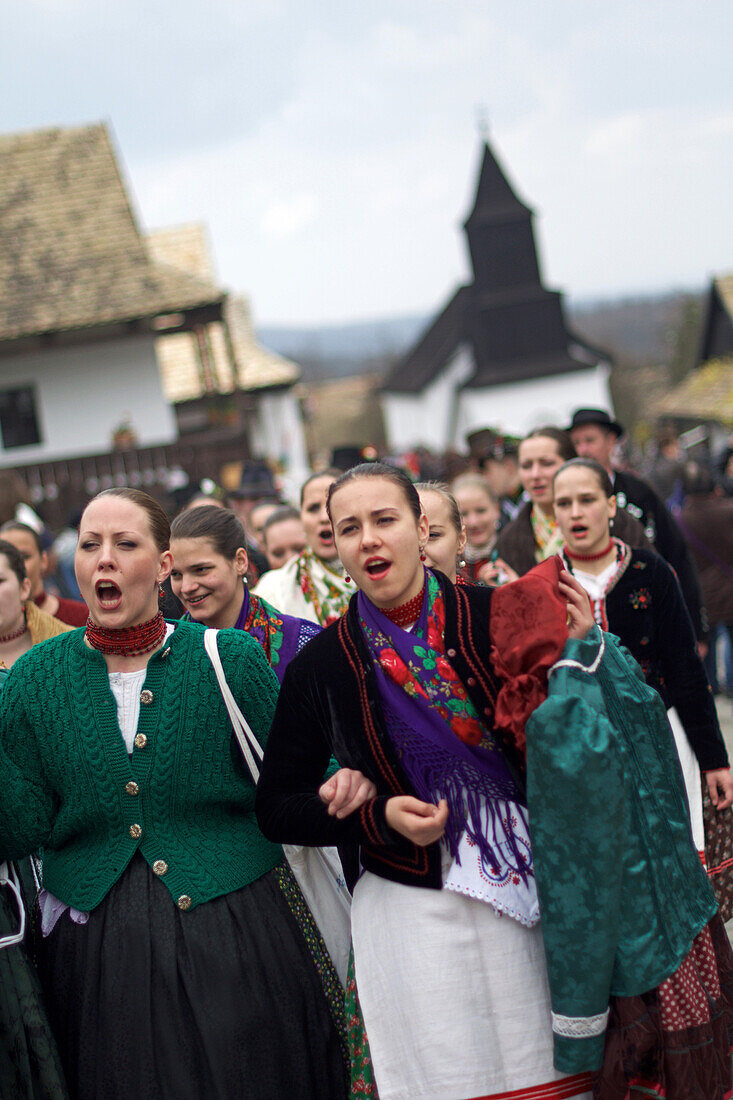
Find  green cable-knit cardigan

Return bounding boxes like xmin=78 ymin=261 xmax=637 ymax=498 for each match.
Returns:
xmin=0 ymin=620 xmax=283 ymax=912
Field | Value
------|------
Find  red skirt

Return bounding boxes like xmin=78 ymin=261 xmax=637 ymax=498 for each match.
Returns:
xmin=595 ymin=912 xmax=733 ymax=1099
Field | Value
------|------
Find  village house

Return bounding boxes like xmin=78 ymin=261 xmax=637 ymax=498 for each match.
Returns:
xmin=381 ymin=139 xmax=611 ymax=451
xmin=655 ymin=273 xmax=733 ymax=435
xmin=0 ymin=122 xmax=306 ymax=523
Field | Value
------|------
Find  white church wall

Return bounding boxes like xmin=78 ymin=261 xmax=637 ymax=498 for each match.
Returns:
xmin=382 ymin=345 xmax=474 ymax=451
xmin=453 ymin=363 xmax=611 ymax=446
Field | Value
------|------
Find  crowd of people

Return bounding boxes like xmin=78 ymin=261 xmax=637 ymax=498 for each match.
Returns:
xmin=1 ymin=406 xmax=733 ymax=1099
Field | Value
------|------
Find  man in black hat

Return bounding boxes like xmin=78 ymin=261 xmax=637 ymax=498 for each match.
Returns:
xmin=568 ymin=407 xmax=708 ymax=644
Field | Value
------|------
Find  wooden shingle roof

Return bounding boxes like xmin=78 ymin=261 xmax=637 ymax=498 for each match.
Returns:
xmin=148 ymin=224 xmax=298 ymax=402
xmin=655 ymin=357 xmax=733 ymax=425
xmin=0 ymin=123 xmax=224 ymax=342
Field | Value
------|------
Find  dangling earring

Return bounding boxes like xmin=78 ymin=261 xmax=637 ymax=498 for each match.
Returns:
xmin=459 ymin=559 xmax=466 ymax=569
xmin=344 ymin=574 xmax=351 ymax=583
xmin=419 ymin=547 xmax=426 ymax=562
xmin=158 ymin=583 xmax=165 ymax=599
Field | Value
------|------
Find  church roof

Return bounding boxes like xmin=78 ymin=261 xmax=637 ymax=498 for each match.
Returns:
xmin=0 ymin=123 xmax=224 ymax=344
xmin=383 ymin=286 xmax=470 ymax=394
xmin=383 ymin=138 xmax=609 ymax=396
xmin=697 ymin=272 xmax=733 ymax=367
xmin=463 ymin=141 xmax=532 ymax=226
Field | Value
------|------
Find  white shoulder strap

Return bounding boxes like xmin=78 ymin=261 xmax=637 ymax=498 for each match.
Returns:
xmin=204 ymin=628 xmax=264 ymax=783
xmin=0 ymin=862 xmax=25 ymax=949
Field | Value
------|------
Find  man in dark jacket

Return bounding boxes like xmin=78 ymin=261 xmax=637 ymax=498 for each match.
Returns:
xmin=568 ymin=408 xmax=707 ymax=644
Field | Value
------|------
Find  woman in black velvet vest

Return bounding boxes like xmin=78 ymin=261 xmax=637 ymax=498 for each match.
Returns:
xmin=553 ymin=458 xmax=733 ymax=918
xmin=257 ymin=462 xmax=597 ymax=1100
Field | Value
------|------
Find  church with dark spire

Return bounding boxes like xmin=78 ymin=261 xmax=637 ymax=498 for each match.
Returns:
xmin=381 ymin=138 xmax=611 ymax=451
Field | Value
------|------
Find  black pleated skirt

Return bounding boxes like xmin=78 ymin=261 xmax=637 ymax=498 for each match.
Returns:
xmin=35 ymin=856 xmax=349 ymax=1100
xmin=0 ymin=872 xmax=67 ymax=1099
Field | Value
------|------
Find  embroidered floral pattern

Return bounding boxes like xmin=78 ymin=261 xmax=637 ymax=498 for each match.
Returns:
xmin=295 ymin=548 xmax=354 ymax=626
xmin=243 ymin=592 xmax=285 ymax=667
xmin=274 ymin=862 xmax=349 ymax=1066
xmin=629 ymin=587 xmax=651 ymax=611
xmin=345 ymin=949 xmax=379 ymax=1097
xmin=360 ymin=574 xmax=486 ymax=747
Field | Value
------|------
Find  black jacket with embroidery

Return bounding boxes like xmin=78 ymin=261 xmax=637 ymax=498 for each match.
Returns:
xmin=612 ymin=469 xmax=707 ymax=641
xmin=565 ymin=546 xmax=726 ymax=772
xmin=255 ymin=572 xmax=525 ymax=890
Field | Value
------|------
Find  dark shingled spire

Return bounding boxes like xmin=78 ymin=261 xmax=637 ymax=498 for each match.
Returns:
xmin=463 ymin=141 xmax=540 ymax=293
xmin=383 ymin=136 xmax=608 ymax=395
xmin=464 ymin=141 xmax=531 ymax=225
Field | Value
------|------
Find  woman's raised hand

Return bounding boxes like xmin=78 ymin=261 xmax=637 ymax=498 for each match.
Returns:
xmin=318 ymin=769 xmax=377 ymax=818
xmin=385 ymin=796 xmax=448 ymax=845
xmin=559 ymin=570 xmax=595 ymax=639
xmin=477 ymin=558 xmax=518 ymax=586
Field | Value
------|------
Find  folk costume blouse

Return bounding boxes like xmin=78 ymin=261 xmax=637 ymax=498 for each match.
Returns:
xmin=254 ymin=547 xmax=356 ymax=627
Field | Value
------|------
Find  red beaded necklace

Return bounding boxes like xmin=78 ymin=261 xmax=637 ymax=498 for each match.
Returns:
xmin=85 ymin=610 xmax=166 ymax=656
xmin=379 ymin=583 xmax=426 ymax=629
xmin=0 ymin=616 xmax=27 ymax=644
xmin=564 ymin=539 xmax=615 ymax=563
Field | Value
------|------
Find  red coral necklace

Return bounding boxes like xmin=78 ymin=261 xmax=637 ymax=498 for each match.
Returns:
xmin=564 ymin=539 xmax=614 ymax=563
xmin=85 ymin=610 xmax=166 ymax=656
xmin=0 ymin=616 xmax=28 ymax=644
xmin=379 ymin=583 xmax=426 ymax=629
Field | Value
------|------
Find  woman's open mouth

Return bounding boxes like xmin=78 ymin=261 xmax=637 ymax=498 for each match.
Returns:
xmin=318 ymin=528 xmax=334 ymax=546
xmin=570 ymin=524 xmax=589 ymax=539
xmin=365 ymin=559 xmax=390 ymax=580
xmin=95 ymin=580 xmax=122 ymax=609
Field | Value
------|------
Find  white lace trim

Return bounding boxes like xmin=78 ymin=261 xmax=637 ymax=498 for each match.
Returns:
xmin=551 ymin=1008 xmax=609 ymax=1038
xmin=549 ymin=630 xmax=605 ymax=677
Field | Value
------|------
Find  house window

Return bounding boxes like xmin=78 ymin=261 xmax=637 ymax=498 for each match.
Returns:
xmin=0 ymin=387 xmax=42 ymax=449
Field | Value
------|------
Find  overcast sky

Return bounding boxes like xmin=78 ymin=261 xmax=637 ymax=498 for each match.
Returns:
xmin=3 ymin=1 xmax=731 ymax=325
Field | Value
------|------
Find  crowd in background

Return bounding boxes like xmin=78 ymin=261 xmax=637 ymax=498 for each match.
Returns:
xmin=3 ymin=409 xmax=733 ymax=696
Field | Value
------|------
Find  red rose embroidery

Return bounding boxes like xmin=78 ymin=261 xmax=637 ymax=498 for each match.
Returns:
xmin=451 ymin=714 xmax=483 ymax=745
xmin=379 ymin=649 xmax=410 ymax=685
xmin=435 ymin=655 xmax=453 ymax=678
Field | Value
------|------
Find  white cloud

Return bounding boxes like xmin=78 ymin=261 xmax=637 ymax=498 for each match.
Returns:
xmin=262 ymin=195 xmax=319 ymax=239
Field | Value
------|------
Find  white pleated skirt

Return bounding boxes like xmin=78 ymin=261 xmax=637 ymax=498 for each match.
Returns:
xmin=351 ymin=870 xmax=593 ymax=1100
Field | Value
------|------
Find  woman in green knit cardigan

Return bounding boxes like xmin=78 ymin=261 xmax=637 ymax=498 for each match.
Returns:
xmin=0 ymin=488 xmax=350 ymax=1100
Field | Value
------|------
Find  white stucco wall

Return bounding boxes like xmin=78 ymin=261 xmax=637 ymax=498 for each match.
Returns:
xmin=382 ymin=345 xmax=474 ymax=452
xmin=453 ymin=363 xmax=611 ymax=446
xmin=249 ymin=389 xmax=309 ymax=502
xmin=0 ymin=335 xmax=177 ymax=467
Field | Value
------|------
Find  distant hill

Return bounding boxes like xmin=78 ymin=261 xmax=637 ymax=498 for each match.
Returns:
xmin=259 ymin=315 xmax=428 ymax=380
xmin=258 ymin=288 xmax=703 ymax=382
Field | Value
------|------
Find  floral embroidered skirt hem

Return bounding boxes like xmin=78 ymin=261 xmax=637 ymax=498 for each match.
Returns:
xmin=35 ymin=855 xmax=349 ymax=1100
xmin=594 ymin=912 xmax=733 ymax=1100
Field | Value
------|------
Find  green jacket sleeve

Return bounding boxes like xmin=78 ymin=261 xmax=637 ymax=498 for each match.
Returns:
xmin=0 ymin=662 xmax=56 ymax=861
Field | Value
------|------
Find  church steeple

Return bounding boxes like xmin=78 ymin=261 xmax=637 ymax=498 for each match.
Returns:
xmin=463 ymin=141 xmax=540 ymax=293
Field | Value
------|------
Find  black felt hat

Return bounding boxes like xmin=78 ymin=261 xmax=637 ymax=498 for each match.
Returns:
xmin=568 ymin=408 xmax=624 ymax=438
